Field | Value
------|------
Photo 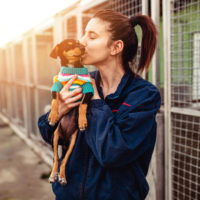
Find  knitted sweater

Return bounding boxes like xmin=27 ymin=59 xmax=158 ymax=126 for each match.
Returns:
xmin=51 ymin=67 xmax=94 ymax=95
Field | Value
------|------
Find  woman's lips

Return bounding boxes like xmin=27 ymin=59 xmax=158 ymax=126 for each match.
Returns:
xmin=81 ymin=53 xmax=87 ymax=58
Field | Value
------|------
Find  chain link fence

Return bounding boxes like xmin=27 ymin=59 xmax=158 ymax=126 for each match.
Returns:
xmin=110 ymin=0 xmax=142 ymax=15
xmin=169 ymin=0 xmax=200 ymax=199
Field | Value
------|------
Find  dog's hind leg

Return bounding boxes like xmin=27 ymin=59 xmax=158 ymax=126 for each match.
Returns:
xmin=49 ymin=126 xmax=60 ymax=183
xmin=59 ymin=129 xmax=78 ymax=185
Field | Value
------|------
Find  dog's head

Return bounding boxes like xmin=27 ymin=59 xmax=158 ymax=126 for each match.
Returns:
xmin=50 ymin=39 xmax=85 ymax=66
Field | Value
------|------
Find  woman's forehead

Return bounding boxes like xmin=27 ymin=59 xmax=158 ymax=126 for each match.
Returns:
xmin=85 ymin=18 xmax=110 ymax=35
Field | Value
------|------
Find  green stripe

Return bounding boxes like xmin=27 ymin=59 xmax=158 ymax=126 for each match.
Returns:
xmin=60 ymin=66 xmax=88 ymax=75
xmin=78 ymin=76 xmax=91 ymax=82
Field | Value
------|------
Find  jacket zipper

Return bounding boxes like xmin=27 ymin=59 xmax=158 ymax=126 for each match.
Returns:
xmin=81 ymin=147 xmax=91 ymax=200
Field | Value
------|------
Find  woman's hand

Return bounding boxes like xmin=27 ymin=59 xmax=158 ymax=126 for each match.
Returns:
xmin=58 ymin=74 xmax=83 ymax=120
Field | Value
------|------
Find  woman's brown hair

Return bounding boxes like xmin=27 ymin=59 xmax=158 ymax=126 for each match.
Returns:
xmin=93 ymin=9 xmax=158 ymax=74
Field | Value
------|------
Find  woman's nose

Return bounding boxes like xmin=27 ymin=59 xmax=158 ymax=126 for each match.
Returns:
xmin=79 ymin=36 xmax=86 ymax=46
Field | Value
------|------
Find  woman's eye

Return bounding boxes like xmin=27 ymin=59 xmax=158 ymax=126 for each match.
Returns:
xmin=89 ymin=36 xmax=95 ymax=39
xmin=89 ymin=34 xmax=96 ymax=39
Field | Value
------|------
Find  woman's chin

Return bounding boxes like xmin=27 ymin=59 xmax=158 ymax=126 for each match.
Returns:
xmin=81 ymin=59 xmax=90 ymax=65
xmin=81 ymin=61 xmax=87 ymax=65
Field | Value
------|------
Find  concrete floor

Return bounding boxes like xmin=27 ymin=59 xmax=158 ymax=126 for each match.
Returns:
xmin=0 ymin=122 xmax=55 ymax=200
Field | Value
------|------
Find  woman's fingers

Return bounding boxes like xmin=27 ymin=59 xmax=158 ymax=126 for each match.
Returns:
xmin=65 ymin=93 xmax=83 ymax=104
xmin=57 ymin=74 xmax=84 ymax=118
xmin=68 ymin=101 xmax=82 ymax=108
xmin=59 ymin=74 xmax=82 ymax=101
xmin=67 ymin=87 xmax=82 ymax=98
xmin=58 ymin=92 xmax=82 ymax=119
xmin=60 ymin=74 xmax=78 ymax=93
xmin=60 ymin=87 xmax=82 ymax=101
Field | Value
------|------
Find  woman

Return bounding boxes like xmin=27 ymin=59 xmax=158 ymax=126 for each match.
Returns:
xmin=38 ymin=9 xmax=161 ymax=200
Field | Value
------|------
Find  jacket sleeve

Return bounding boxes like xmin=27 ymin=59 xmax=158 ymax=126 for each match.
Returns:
xmin=38 ymin=111 xmax=58 ymax=145
xmin=84 ymin=85 xmax=161 ymax=167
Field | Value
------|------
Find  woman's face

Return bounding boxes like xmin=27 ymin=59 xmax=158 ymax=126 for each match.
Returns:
xmin=80 ymin=18 xmax=113 ymax=66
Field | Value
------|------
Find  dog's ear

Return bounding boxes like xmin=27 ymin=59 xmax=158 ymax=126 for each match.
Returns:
xmin=50 ymin=45 xmax=59 ymax=59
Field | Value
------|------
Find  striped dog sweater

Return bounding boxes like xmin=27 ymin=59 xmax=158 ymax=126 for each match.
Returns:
xmin=51 ymin=67 xmax=94 ymax=96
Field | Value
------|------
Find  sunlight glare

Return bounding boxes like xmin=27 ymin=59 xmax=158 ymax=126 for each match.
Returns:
xmin=0 ymin=0 xmax=78 ymax=46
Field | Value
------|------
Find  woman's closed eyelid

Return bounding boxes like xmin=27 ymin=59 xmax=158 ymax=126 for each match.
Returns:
xmin=83 ymin=34 xmax=96 ymax=40
xmin=82 ymin=31 xmax=97 ymax=40
xmin=90 ymin=33 xmax=98 ymax=39
xmin=89 ymin=36 xmax=96 ymax=39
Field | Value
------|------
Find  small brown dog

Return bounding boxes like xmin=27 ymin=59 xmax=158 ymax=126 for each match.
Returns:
xmin=48 ymin=39 xmax=94 ymax=185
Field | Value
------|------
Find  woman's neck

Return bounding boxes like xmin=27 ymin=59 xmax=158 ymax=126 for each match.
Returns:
xmin=97 ymin=62 xmax=125 ymax=97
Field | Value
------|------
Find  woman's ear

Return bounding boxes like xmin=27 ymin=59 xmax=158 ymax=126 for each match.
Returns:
xmin=110 ymin=40 xmax=124 ymax=55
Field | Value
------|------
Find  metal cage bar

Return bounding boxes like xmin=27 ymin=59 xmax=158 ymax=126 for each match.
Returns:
xmin=166 ymin=0 xmax=200 ymax=199
xmin=163 ymin=0 xmax=173 ymax=199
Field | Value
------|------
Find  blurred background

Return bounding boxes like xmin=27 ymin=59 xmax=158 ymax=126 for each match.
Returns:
xmin=0 ymin=0 xmax=199 ymax=199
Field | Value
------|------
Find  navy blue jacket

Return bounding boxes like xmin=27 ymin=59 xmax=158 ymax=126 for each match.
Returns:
xmin=38 ymin=70 xmax=161 ymax=200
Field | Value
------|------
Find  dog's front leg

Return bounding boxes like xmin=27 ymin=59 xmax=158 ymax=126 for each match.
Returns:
xmin=78 ymin=103 xmax=88 ymax=131
xmin=78 ymin=93 xmax=93 ymax=131
xmin=48 ymin=92 xmax=59 ymax=126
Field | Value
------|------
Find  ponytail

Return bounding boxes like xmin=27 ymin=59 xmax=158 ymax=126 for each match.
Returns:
xmin=130 ymin=15 xmax=158 ymax=74
xmin=93 ymin=10 xmax=157 ymax=74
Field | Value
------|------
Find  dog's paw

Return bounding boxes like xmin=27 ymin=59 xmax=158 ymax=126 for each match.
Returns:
xmin=78 ymin=116 xmax=88 ymax=131
xmin=49 ymin=172 xmax=58 ymax=184
xmin=59 ymin=175 xmax=67 ymax=186
xmin=48 ymin=111 xmax=59 ymax=126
